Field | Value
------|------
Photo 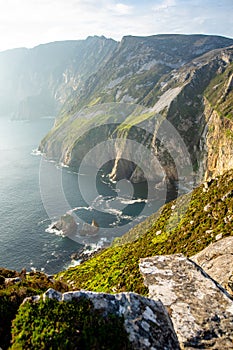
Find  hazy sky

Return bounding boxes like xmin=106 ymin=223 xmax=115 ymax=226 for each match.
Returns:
xmin=0 ymin=0 xmax=232 ymax=51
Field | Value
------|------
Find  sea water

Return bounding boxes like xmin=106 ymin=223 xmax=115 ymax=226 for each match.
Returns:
xmin=0 ymin=117 xmax=170 ymax=274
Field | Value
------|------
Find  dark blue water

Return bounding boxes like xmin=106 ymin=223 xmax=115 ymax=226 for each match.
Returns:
xmin=0 ymin=118 xmax=81 ymax=273
xmin=0 ymin=117 xmax=167 ymax=274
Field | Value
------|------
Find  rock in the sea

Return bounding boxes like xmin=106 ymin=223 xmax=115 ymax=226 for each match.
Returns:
xmin=192 ymin=236 xmax=233 ymax=295
xmin=26 ymin=289 xmax=180 ymax=349
xmin=79 ymin=219 xmax=99 ymax=236
xmin=140 ymin=254 xmax=233 ymax=349
xmin=53 ymin=213 xmax=77 ymax=235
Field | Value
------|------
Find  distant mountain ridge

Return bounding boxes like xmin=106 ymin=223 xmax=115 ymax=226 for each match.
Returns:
xmin=0 ymin=36 xmax=117 ymax=118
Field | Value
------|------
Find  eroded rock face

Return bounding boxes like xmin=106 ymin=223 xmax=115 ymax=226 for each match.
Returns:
xmin=204 ymin=100 xmax=233 ymax=180
xmin=140 ymin=254 xmax=233 ymax=349
xmin=192 ymin=237 xmax=233 ymax=295
xmin=79 ymin=220 xmax=99 ymax=236
xmin=28 ymin=288 xmax=180 ymax=350
xmin=53 ymin=213 xmax=77 ymax=235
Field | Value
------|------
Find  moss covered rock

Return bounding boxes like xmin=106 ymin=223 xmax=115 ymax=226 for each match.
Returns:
xmin=11 ymin=289 xmax=180 ymax=350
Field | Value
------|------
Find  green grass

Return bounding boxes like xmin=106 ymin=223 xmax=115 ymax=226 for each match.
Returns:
xmin=0 ymin=170 xmax=233 ymax=349
xmin=11 ymin=298 xmax=131 ymax=350
xmin=57 ymin=169 xmax=233 ymax=295
xmin=0 ymin=271 xmax=68 ymax=349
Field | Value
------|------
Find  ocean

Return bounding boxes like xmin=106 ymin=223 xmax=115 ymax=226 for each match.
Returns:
xmin=0 ymin=117 xmax=170 ymax=274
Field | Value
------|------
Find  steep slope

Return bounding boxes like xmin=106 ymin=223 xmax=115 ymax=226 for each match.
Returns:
xmin=61 ymin=34 xmax=233 ymax=112
xmin=0 ymin=169 xmax=232 ymax=349
xmin=0 ymin=36 xmax=117 ymax=119
xmin=39 ymin=37 xmax=233 ymax=185
xmin=203 ymin=60 xmax=233 ymax=178
xmin=57 ymin=169 xmax=233 ymax=295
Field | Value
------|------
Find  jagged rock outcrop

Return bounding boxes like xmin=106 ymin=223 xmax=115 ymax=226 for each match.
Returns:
xmin=140 ymin=254 xmax=233 ymax=349
xmin=22 ymin=288 xmax=180 ymax=350
xmin=192 ymin=236 xmax=233 ymax=295
xmin=52 ymin=213 xmax=77 ymax=235
xmin=79 ymin=219 xmax=99 ymax=236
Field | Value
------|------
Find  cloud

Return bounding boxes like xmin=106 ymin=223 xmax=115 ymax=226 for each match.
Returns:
xmin=109 ymin=3 xmax=133 ymax=15
xmin=0 ymin=0 xmax=232 ymax=51
xmin=152 ymin=0 xmax=176 ymax=12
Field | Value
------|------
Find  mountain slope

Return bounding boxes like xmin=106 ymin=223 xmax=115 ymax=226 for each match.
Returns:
xmin=0 ymin=36 xmax=117 ymax=119
xmin=39 ymin=36 xmax=233 ymax=185
xmin=61 ymin=34 xmax=233 ymax=113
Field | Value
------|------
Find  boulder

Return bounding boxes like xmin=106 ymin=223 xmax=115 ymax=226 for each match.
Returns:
xmin=79 ymin=219 xmax=99 ymax=236
xmin=140 ymin=254 xmax=233 ymax=349
xmin=25 ymin=289 xmax=180 ymax=349
xmin=53 ymin=213 xmax=77 ymax=235
xmin=191 ymin=236 xmax=233 ymax=295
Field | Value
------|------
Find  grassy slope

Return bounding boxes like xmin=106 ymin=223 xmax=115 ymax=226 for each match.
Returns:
xmin=0 ymin=169 xmax=232 ymax=348
xmin=57 ymin=169 xmax=233 ymax=295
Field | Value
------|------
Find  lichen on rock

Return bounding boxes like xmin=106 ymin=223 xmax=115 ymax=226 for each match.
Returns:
xmin=140 ymin=254 xmax=233 ymax=349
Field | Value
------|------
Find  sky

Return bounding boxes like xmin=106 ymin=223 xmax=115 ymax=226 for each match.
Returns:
xmin=0 ymin=0 xmax=232 ymax=51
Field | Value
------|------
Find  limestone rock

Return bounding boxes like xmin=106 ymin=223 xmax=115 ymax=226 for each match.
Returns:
xmin=140 ymin=254 xmax=233 ymax=349
xmin=28 ymin=289 xmax=180 ymax=349
xmin=192 ymin=236 xmax=233 ymax=295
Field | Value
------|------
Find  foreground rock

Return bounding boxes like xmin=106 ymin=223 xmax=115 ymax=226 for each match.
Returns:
xmin=140 ymin=254 xmax=233 ymax=349
xmin=24 ymin=288 xmax=180 ymax=350
xmin=192 ymin=236 xmax=233 ymax=295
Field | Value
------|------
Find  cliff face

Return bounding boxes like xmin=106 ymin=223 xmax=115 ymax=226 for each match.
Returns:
xmin=39 ymin=36 xmax=233 ymax=185
xmin=0 ymin=36 xmax=117 ymax=119
xmin=204 ymin=102 xmax=233 ymax=179
xmin=203 ymin=59 xmax=233 ymax=179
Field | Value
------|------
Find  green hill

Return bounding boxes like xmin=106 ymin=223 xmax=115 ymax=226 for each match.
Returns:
xmin=56 ymin=169 xmax=233 ymax=294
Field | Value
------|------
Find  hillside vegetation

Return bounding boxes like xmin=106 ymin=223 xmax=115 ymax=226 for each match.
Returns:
xmin=0 ymin=169 xmax=232 ymax=348
xmin=57 ymin=169 xmax=233 ymax=294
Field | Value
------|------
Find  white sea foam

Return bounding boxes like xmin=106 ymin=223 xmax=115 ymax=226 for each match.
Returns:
xmin=68 ymin=238 xmax=109 ymax=268
xmin=68 ymin=206 xmax=92 ymax=214
xmin=60 ymin=162 xmax=69 ymax=168
xmin=45 ymin=223 xmax=65 ymax=237
xmin=31 ymin=148 xmax=43 ymax=156
xmin=68 ymin=259 xmax=82 ymax=267
xmin=119 ymin=198 xmax=148 ymax=205
xmin=102 ymin=207 xmax=122 ymax=216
